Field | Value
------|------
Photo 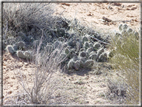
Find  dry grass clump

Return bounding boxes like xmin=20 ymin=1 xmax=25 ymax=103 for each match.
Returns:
xmin=109 ymin=30 xmax=139 ymax=104
xmin=2 ymin=3 xmax=56 ymax=50
xmin=3 ymin=3 xmax=54 ymax=33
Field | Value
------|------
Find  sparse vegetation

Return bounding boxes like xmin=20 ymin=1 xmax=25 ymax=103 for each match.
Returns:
xmin=2 ymin=2 xmax=140 ymax=106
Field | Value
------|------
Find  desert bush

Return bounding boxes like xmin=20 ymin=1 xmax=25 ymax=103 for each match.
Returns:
xmin=3 ymin=3 xmax=54 ymax=33
xmin=15 ymin=31 xmax=68 ymax=104
xmin=109 ymin=24 xmax=139 ymax=104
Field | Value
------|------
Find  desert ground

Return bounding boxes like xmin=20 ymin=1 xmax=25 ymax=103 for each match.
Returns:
xmin=2 ymin=2 xmax=140 ymax=105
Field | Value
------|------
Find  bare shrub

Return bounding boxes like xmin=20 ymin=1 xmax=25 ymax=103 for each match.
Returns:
xmin=14 ymin=30 xmax=68 ymax=105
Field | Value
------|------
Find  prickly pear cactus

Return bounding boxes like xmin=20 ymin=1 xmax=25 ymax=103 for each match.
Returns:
xmin=118 ymin=24 xmax=139 ymax=39
xmin=84 ymin=59 xmax=94 ymax=68
xmin=97 ymin=47 xmax=104 ymax=58
xmin=73 ymin=60 xmax=80 ymax=71
xmin=89 ymin=52 xmax=97 ymax=60
xmin=17 ymin=32 xmax=27 ymax=41
xmin=83 ymin=41 xmax=90 ymax=49
xmin=86 ymin=47 xmax=93 ymax=53
xmin=6 ymin=45 xmax=15 ymax=54
xmin=97 ymin=52 xmax=108 ymax=62
xmin=79 ymin=59 xmax=84 ymax=68
xmin=79 ymin=51 xmax=87 ymax=58
xmin=15 ymin=41 xmax=26 ymax=50
xmin=134 ymin=31 xmax=139 ymax=40
xmin=24 ymin=51 xmax=32 ymax=60
xmin=16 ymin=50 xmax=26 ymax=59
xmin=58 ymin=37 xmax=65 ymax=42
xmin=67 ymin=58 xmax=75 ymax=69
xmin=65 ymin=47 xmax=70 ymax=55
xmin=82 ymin=36 xmax=88 ymax=43
xmin=93 ymin=42 xmax=101 ymax=51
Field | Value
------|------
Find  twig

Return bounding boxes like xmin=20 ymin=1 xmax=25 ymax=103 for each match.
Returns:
xmin=90 ymin=36 xmax=111 ymax=46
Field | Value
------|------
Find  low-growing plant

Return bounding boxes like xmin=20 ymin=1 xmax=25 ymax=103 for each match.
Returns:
xmin=109 ymin=27 xmax=139 ymax=104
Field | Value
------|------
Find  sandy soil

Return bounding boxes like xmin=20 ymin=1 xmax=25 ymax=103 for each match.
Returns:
xmin=3 ymin=52 xmax=120 ymax=105
xmin=54 ymin=3 xmax=140 ymax=34
xmin=2 ymin=2 xmax=140 ymax=105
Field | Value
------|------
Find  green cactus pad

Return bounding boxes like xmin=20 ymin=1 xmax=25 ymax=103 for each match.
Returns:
xmin=16 ymin=50 xmax=26 ymax=59
xmin=82 ymin=36 xmax=88 ymax=43
xmin=123 ymin=24 xmax=128 ymax=30
xmin=134 ymin=31 xmax=139 ymax=40
xmin=119 ymin=24 xmax=123 ymax=31
xmin=15 ymin=41 xmax=26 ymax=50
xmin=97 ymin=47 xmax=104 ymax=58
xmin=89 ymin=43 xmax=93 ymax=48
xmin=58 ymin=37 xmax=65 ymax=42
xmin=127 ymin=28 xmax=133 ymax=33
xmin=97 ymin=52 xmax=108 ymax=62
xmin=24 ymin=51 xmax=32 ymax=59
xmin=89 ymin=52 xmax=97 ymax=60
xmin=84 ymin=59 xmax=94 ymax=68
xmin=65 ymin=47 xmax=70 ymax=55
xmin=86 ymin=47 xmax=93 ymax=53
xmin=6 ymin=45 xmax=16 ymax=54
xmin=73 ymin=60 xmax=80 ymax=71
xmin=67 ymin=59 xmax=74 ymax=69
xmin=79 ymin=51 xmax=87 ymax=57
xmin=79 ymin=59 xmax=84 ymax=68
xmin=83 ymin=41 xmax=90 ymax=49
xmin=93 ymin=42 xmax=101 ymax=51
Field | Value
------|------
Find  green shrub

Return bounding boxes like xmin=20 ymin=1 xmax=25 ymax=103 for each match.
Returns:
xmin=110 ymin=28 xmax=139 ymax=104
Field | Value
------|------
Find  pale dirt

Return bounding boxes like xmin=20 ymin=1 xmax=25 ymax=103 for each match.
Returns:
xmin=2 ymin=2 xmax=140 ymax=105
xmin=54 ymin=3 xmax=140 ymax=34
